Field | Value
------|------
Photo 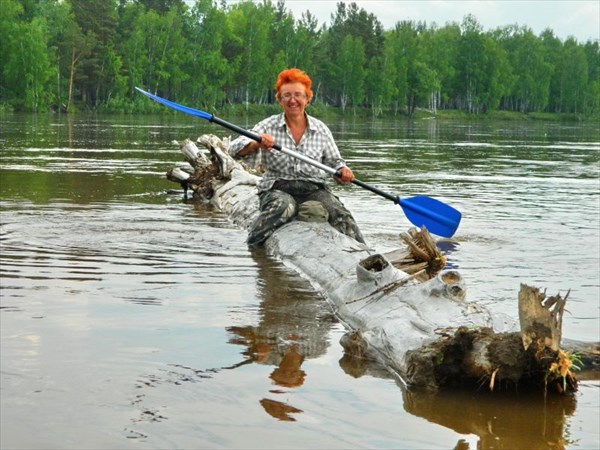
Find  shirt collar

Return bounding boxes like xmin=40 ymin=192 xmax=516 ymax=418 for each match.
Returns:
xmin=278 ymin=112 xmax=316 ymax=133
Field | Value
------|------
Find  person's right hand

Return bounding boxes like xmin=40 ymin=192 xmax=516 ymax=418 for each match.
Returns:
xmin=335 ymin=166 xmax=355 ymax=184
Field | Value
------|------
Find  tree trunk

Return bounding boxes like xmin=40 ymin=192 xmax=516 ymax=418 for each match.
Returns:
xmin=67 ymin=48 xmax=78 ymax=112
xmin=164 ymin=136 xmax=600 ymax=393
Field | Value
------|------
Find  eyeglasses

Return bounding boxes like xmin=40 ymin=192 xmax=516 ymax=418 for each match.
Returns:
xmin=280 ymin=92 xmax=307 ymax=101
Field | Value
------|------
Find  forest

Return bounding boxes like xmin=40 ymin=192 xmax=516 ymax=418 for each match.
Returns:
xmin=1 ymin=0 xmax=598 ymax=117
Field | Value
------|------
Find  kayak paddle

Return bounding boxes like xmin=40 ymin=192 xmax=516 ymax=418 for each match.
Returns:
xmin=135 ymin=87 xmax=462 ymax=237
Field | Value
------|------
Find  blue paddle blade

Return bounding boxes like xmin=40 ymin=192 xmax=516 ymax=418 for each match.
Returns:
xmin=134 ymin=87 xmax=213 ymax=121
xmin=398 ymin=196 xmax=461 ymax=238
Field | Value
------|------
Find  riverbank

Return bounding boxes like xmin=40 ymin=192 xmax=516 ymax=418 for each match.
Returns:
xmin=230 ymin=104 xmax=597 ymax=122
xmin=2 ymin=101 xmax=597 ymax=123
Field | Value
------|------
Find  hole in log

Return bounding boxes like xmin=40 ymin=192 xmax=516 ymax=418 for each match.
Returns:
xmin=359 ymin=254 xmax=389 ymax=273
xmin=441 ymin=271 xmax=461 ymax=285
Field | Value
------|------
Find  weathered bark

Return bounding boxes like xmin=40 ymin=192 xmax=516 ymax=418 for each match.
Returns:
xmin=519 ymin=284 xmax=566 ymax=353
xmin=165 ymin=135 xmax=599 ymax=393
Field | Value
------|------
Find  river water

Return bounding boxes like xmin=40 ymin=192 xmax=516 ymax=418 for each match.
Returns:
xmin=1 ymin=112 xmax=598 ymax=449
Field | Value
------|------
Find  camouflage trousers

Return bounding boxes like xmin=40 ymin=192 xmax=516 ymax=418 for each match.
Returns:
xmin=247 ymin=180 xmax=365 ymax=246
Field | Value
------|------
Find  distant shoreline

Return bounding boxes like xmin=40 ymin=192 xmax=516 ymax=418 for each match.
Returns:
xmin=2 ymin=105 xmax=596 ymax=123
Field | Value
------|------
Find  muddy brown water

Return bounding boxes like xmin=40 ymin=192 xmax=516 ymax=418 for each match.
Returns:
xmin=1 ymin=113 xmax=598 ymax=449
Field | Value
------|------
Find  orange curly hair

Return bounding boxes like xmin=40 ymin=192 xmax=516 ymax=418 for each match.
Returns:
xmin=275 ymin=68 xmax=313 ymax=102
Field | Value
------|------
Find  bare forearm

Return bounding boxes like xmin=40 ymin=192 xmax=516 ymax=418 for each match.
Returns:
xmin=237 ymin=141 xmax=261 ymax=157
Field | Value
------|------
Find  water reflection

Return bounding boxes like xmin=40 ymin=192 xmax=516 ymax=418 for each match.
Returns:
xmin=435 ymin=239 xmax=461 ymax=270
xmin=406 ymin=388 xmax=577 ymax=450
xmin=259 ymin=397 xmax=304 ymax=422
xmin=340 ymin=354 xmax=579 ymax=450
xmin=226 ymin=249 xmax=337 ymax=421
xmin=223 ymin=247 xmax=579 ymax=441
xmin=227 ymin=249 xmax=335 ymax=421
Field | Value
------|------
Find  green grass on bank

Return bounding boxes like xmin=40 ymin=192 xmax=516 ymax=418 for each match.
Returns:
xmin=1 ymin=99 xmax=597 ymax=123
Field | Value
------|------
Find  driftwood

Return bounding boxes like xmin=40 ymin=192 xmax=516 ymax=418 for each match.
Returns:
xmin=165 ymin=135 xmax=599 ymax=393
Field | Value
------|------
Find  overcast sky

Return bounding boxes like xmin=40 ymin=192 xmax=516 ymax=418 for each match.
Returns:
xmin=277 ymin=0 xmax=599 ymax=43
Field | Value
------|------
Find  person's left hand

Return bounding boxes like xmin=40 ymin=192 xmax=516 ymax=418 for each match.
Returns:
xmin=335 ymin=167 xmax=355 ymax=184
xmin=259 ymin=133 xmax=275 ymax=150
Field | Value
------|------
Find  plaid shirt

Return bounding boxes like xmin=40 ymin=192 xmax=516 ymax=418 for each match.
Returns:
xmin=230 ymin=113 xmax=346 ymax=192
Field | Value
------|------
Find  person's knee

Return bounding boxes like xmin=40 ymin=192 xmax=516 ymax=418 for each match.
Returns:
xmin=313 ymin=193 xmax=364 ymax=243
xmin=263 ymin=196 xmax=297 ymax=221
xmin=261 ymin=191 xmax=295 ymax=213
xmin=247 ymin=192 xmax=298 ymax=246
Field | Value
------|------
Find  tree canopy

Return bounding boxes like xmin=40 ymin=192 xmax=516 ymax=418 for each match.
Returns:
xmin=1 ymin=0 xmax=598 ymax=116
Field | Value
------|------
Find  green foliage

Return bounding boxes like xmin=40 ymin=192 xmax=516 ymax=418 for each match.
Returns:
xmin=1 ymin=2 xmax=56 ymax=111
xmin=337 ymin=35 xmax=366 ymax=111
xmin=545 ymin=350 xmax=583 ymax=394
xmin=1 ymin=0 xmax=598 ymax=120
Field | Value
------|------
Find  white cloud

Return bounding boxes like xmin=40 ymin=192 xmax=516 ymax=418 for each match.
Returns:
xmin=281 ymin=0 xmax=600 ymax=42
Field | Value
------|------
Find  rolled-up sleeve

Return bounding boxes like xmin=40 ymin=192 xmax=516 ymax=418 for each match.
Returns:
xmin=320 ymin=127 xmax=346 ymax=170
xmin=229 ymin=117 xmax=276 ymax=158
xmin=229 ymin=134 xmax=253 ymax=158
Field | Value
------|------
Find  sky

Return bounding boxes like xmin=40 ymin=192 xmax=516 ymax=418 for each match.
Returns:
xmin=277 ymin=0 xmax=600 ymax=43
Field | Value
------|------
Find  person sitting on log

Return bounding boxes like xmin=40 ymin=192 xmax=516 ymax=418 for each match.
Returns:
xmin=230 ymin=68 xmax=365 ymax=247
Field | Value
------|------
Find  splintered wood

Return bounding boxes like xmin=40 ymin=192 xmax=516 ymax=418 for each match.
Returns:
xmin=519 ymin=284 xmax=568 ymax=352
xmin=385 ymin=227 xmax=447 ymax=281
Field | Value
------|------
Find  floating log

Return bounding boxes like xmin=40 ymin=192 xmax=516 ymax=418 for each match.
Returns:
xmin=166 ymin=135 xmax=599 ymax=393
